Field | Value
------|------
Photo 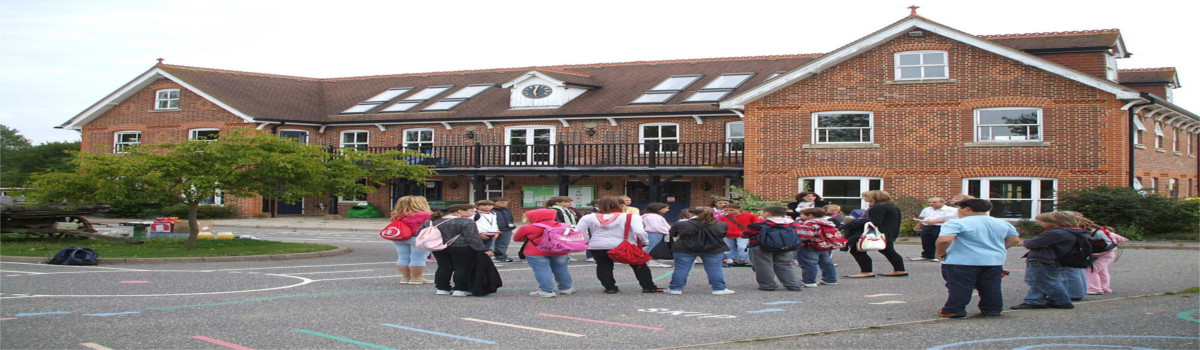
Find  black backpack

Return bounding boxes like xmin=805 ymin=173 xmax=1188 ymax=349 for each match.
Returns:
xmin=1056 ymin=231 xmax=1093 ymax=269
xmin=680 ymin=221 xmax=730 ymax=254
xmin=757 ymin=222 xmax=804 ymax=252
xmin=48 ymin=247 xmax=99 ymax=265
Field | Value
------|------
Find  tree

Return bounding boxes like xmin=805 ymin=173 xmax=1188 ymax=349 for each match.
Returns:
xmin=1 ymin=124 xmax=33 ymax=187
xmin=1 ymin=140 xmax=81 ymax=187
xmin=26 ymin=130 xmax=434 ymax=248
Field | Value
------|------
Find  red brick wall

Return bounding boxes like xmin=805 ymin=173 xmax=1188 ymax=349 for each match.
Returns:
xmin=1135 ymin=116 xmax=1199 ymax=197
xmin=1035 ymin=52 xmax=1109 ymax=79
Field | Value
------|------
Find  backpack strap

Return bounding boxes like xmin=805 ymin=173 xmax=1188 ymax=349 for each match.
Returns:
xmin=728 ymin=217 xmax=749 ymax=232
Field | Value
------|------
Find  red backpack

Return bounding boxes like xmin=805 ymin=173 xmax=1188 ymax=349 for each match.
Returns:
xmin=808 ymin=221 xmax=848 ymax=251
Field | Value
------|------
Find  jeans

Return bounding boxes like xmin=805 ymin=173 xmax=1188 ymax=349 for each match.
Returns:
xmin=669 ymin=251 xmax=726 ymax=292
xmin=723 ymin=237 xmax=749 ymax=261
xmin=796 ymin=247 xmax=838 ymax=284
xmin=588 ymin=249 xmax=658 ymax=291
xmin=1023 ymin=263 xmax=1072 ymax=306
xmin=1063 ymin=267 xmax=1088 ymax=300
xmin=432 ymin=246 xmax=478 ymax=292
xmin=941 ymin=264 xmax=1005 ymax=316
xmin=919 ymin=225 xmax=942 ymax=259
xmin=525 ymin=255 xmax=573 ymax=292
xmin=488 ymin=230 xmax=513 ymax=258
xmin=644 ymin=233 xmax=667 ymax=253
xmin=392 ymin=239 xmax=430 ymax=266
xmin=749 ymin=247 xmax=802 ymax=289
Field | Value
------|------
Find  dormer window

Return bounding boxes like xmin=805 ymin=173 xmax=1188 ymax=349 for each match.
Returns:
xmin=632 ymin=75 xmax=701 ymax=104
xmin=684 ymin=73 xmax=755 ymax=102
xmin=155 ymin=89 xmax=179 ymax=110
xmin=342 ymin=88 xmax=412 ymax=114
xmin=895 ymin=51 xmax=947 ymax=80
xmin=424 ymin=84 xmax=491 ymax=111
xmin=382 ymin=86 xmax=453 ymax=112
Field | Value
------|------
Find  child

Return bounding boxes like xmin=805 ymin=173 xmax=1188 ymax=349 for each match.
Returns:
xmin=545 ymin=196 xmax=581 ymax=261
xmin=513 ymin=209 xmax=575 ymax=297
xmin=795 ymin=208 xmax=839 ymax=287
xmin=642 ymin=202 xmax=672 ymax=268
xmin=711 ymin=198 xmax=733 ymax=219
xmin=1066 ymin=211 xmax=1127 ymax=295
xmin=744 ymin=206 xmax=804 ymax=291
xmin=1011 ymin=211 xmax=1088 ymax=310
xmin=825 ymin=204 xmax=846 ymax=230
xmin=474 ymin=200 xmax=500 ymax=242
xmin=719 ymin=204 xmax=759 ymax=267
xmin=489 ymin=197 xmax=516 ymax=263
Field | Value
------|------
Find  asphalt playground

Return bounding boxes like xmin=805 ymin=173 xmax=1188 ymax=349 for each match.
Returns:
xmin=1 ymin=219 xmax=1197 ymax=350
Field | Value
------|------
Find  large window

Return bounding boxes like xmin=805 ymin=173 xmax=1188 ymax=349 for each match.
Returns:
xmin=631 ymin=75 xmax=701 ymax=104
xmin=404 ymin=128 xmax=435 ymax=154
xmin=189 ymin=128 xmax=219 ymax=142
xmin=1154 ymin=122 xmax=1165 ymax=149
xmin=155 ymin=89 xmax=179 ymax=110
xmin=471 ymin=178 xmax=504 ymax=202
xmin=813 ymin=112 xmax=872 ymax=144
xmin=798 ymin=177 xmax=883 ymax=212
xmin=341 ymin=130 xmax=369 ymax=150
xmin=964 ymin=178 xmax=1056 ymax=219
xmin=683 ymin=73 xmax=755 ymax=102
xmin=640 ymin=123 xmax=680 ymax=153
xmin=507 ymin=127 xmax=553 ymax=165
xmin=1173 ymin=128 xmax=1180 ymax=152
xmin=726 ymin=121 xmax=744 ymax=153
xmin=113 ymin=131 xmax=140 ymax=153
xmin=278 ymin=130 xmax=309 ymax=143
xmin=975 ymin=108 xmax=1042 ymax=142
xmin=895 ymin=51 xmax=947 ymax=80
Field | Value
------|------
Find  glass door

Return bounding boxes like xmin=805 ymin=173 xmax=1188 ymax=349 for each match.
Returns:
xmin=507 ymin=127 xmax=554 ymax=165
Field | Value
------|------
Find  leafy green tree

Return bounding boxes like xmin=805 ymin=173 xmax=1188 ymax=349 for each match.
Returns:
xmin=27 ymin=130 xmax=433 ymax=248
xmin=1 ymin=141 xmax=81 ymax=187
xmin=1057 ymin=186 xmax=1189 ymax=236
xmin=1 ymin=124 xmax=33 ymax=187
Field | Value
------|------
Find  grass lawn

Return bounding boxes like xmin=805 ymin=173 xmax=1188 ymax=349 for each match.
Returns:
xmin=0 ymin=234 xmax=337 ymax=258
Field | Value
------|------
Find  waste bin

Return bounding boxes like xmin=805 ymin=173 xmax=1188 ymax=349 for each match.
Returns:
xmin=346 ymin=202 xmax=385 ymax=218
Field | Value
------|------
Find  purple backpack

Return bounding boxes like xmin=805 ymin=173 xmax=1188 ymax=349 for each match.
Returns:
xmin=532 ymin=223 xmax=589 ymax=254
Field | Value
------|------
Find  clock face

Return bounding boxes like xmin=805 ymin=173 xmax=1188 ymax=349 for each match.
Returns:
xmin=521 ymin=84 xmax=553 ymax=99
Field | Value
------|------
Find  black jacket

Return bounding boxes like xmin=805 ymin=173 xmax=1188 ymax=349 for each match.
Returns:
xmin=493 ymin=207 xmax=516 ymax=232
xmin=843 ymin=202 xmax=902 ymax=243
xmin=1023 ymin=227 xmax=1088 ymax=265
xmin=668 ymin=220 xmax=731 ymax=254
xmin=786 ymin=200 xmax=830 ymax=219
xmin=469 ymin=252 xmax=503 ymax=296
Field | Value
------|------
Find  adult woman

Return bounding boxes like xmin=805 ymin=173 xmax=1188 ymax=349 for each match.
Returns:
xmin=665 ymin=206 xmax=734 ymax=295
xmin=577 ymin=197 xmax=663 ymax=294
xmin=427 ymin=204 xmax=493 ymax=296
xmin=389 ymin=196 xmax=435 ymax=284
xmin=513 ymin=209 xmax=575 ymax=297
xmin=787 ymin=192 xmax=829 ymax=220
xmin=618 ymin=195 xmax=640 ymax=215
xmin=842 ymin=190 xmax=907 ymax=278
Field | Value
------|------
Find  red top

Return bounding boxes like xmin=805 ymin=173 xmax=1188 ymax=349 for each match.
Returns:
xmin=513 ymin=209 xmax=567 ymax=256
xmin=396 ymin=212 xmax=432 ymax=233
xmin=720 ymin=212 xmax=763 ymax=238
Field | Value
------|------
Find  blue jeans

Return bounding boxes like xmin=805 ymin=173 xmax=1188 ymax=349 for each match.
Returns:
xmin=488 ymin=230 xmax=513 ymax=258
xmin=670 ymin=252 xmax=726 ymax=292
xmin=1023 ymin=263 xmax=1072 ymax=306
xmin=392 ymin=240 xmax=430 ymax=266
xmin=1063 ymin=267 xmax=1087 ymax=300
xmin=723 ymin=237 xmax=749 ymax=261
xmin=941 ymin=264 xmax=1004 ymax=316
xmin=796 ymin=247 xmax=838 ymax=284
xmin=525 ymin=255 xmax=573 ymax=293
xmin=644 ymin=233 xmax=667 ymax=253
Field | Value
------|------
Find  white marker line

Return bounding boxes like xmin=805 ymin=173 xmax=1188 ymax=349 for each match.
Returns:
xmin=0 ymin=262 xmax=147 ymax=271
xmin=461 ymin=318 xmax=585 ymax=338
xmin=0 ymin=270 xmax=45 ymax=275
xmin=869 ymin=300 xmax=907 ymax=305
xmin=865 ymin=293 xmax=903 ymax=298
xmin=214 ymin=262 xmax=393 ymax=272
xmin=308 ymin=267 xmax=533 ymax=282
xmin=0 ymin=275 xmax=313 ymax=299
xmin=80 ymin=342 xmax=114 ymax=350
xmin=285 ymin=269 xmax=377 ymax=276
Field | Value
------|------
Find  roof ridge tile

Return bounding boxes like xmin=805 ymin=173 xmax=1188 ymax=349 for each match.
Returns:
xmin=979 ymin=28 xmax=1120 ymax=39
xmin=160 ymin=64 xmax=319 ymax=81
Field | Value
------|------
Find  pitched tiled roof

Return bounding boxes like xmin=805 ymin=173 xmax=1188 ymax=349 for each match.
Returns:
xmin=980 ymin=29 xmax=1123 ymax=52
xmin=1119 ymin=67 xmax=1179 ymax=86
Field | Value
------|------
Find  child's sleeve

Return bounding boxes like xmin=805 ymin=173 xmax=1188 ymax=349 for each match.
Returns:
xmin=795 ymin=222 xmax=818 ymax=240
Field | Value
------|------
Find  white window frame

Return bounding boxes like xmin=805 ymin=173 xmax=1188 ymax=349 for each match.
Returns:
xmin=470 ymin=178 xmax=505 ymax=202
xmin=1189 ymin=132 xmax=1194 ymax=155
xmin=189 ymin=128 xmax=220 ymax=142
xmin=962 ymin=177 xmax=1057 ymax=220
xmin=812 ymin=111 xmax=873 ymax=144
xmin=974 ymin=107 xmax=1043 ymax=142
xmin=1154 ymin=122 xmax=1165 ymax=149
xmin=631 ymin=75 xmax=701 ymax=104
xmin=505 ymin=126 xmax=555 ymax=165
xmin=895 ymin=50 xmax=948 ymax=80
xmin=278 ymin=129 xmax=309 ymax=144
xmin=340 ymin=130 xmax=369 ymax=150
xmin=113 ymin=131 xmax=141 ymax=153
xmin=797 ymin=177 xmax=883 ymax=211
xmin=339 ymin=178 xmax=368 ymax=203
xmin=1169 ymin=178 xmax=1178 ymax=197
xmin=639 ymin=123 xmax=680 ymax=153
xmin=155 ymin=89 xmax=180 ymax=110
xmin=403 ymin=128 xmax=435 ymax=154
xmin=725 ymin=121 xmax=744 ymax=153
xmin=1133 ymin=117 xmax=1146 ymax=145
xmin=1151 ymin=177 xmax=1159 ymax=193
xmin=1172 ymin=128 xmax=1180 ymax=152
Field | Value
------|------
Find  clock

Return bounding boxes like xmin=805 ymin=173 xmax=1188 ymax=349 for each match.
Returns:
xmin=521 ymin=84 xmax=553 ymax=99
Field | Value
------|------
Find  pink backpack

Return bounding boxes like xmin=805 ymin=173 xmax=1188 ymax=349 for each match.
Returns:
xmin=532 ymin=222 xmax=589 ymax=254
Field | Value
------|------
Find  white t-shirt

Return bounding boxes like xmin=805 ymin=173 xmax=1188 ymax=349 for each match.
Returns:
xmin=918 ymin=206 xmax=959 ymax=226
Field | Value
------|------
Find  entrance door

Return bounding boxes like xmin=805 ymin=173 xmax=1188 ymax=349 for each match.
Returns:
xmin=507 ymin=127 xmax=554 ymax=165
xmin=626 ymin=181 xmax=691 ymax=221
xmin=276 ymin=130 xmax=309 ymax=215
xmin=392 ymin=180 xmax=442 ymax=211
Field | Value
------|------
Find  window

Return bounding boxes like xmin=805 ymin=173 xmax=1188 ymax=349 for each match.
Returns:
xmin=964 ymin=178 xmax=1056 ymax=219
xmin=895 ymin=51 xmax=947 ymax=80
xmin=339 ymin=178 xmax=368 ymax=202
xmin=1150 ymin=178 xmax=1159 ymax=193
xmin=381 ymin=86 xmax=453 ymax=112
xmin=278 ymin=130 xmax=309 ymax=144
xmin=1173 ymin=128 xmax=1180 ymax=152
xmin=726 ymin=122 xmax=744 ymax=153
xmin=507 ymin=127 xmax=554 ymax=165
xmin=155 ymin=89 xmax=180 ymax=110
xmin=1154 ymin=122 xmax=1165 ymax=149
xmin=765 ymin=71 xmax=786 ymax=80
xmin=404 ymin=128 xmax=434 ymax=154
xmin=199 ymin=189 xmax=224 ymax=206
xmin=798 ymin=177 xmax=883 ymax=212
xmin=424 ymin=84 xmax=491 ymax=111
xmin=1133 ymin=177 xmax=1143 ymax=191
xmin=1189 ymin=132 xmax=1194 ymax=155
xmin=1133 ymin=117 xmax=1146 ymax=145
xmin=189 ymin=128 xmax=219 ymax=141
xmin=341 ymin=130 xmax=369 ymax=150
xmin=1169 ymin=178 xmax=1179 ymax=198
xmin=341 ymin=88 xmax=412 ymax=114
xmin=975 ymin=108 xmax=1042 ymax=142
xmin=640 ymin=123 xmax=679 ymax=153
xmin=470 ymin=178 xmax=504 ymax=202
xmin=113 ymin=131 xmax=140 ymax=153
xmin=683 ymin=73 xmax=755 ymax=102
xmin=813 ymin=112 xmax=872 ymax=143
xmin=631 ymin=75 xmax=701 ymax=104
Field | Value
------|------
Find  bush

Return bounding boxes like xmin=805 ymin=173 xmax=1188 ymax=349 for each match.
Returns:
xmin=723 ymin=186 xmax=787 ymax=213
xmin=1057 ymin=186 xmax=1193 ymax=236
xmin=1111 ymin=224 xmax=1144 ymax=241
xmin=161 ymin=204 xmax=241 ymax=219
xmin=1013 ymin=219 xmax=1045 ymax=237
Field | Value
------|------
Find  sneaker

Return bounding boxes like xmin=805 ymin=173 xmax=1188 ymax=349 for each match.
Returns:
xmin=910 ymin=257 xmax=931 ymax=261
xmin=451 ymin=291 xmax=472 ymax=297
xmin=1009 ymin=303 xmax=1047 ymax=310
xmin=568 ymin=256 xmax=579 ymax=262
xmin=723 ymin=258 xmax=734 ymax=264
xmin=712 ymin=289 xmax=736 ymax=295
xmin=664 ymin=289 xmax=683 ymax=295
xmin=818 ymin=281 xmax=838 ymax=286
xmin=802 ymin=283 xmax=818 ymax=288
xmin=791 ymin=261 xmax=800 ymax=267
xmin=496 ymin=257 xmax=514 ymax=263
xmin=586 ymin=258 xmax=595 ymax=263
xmin=757 ymin=287 xmax=778 ymax=291
xmin=426 ymin=258 xmax=436 ymax=263
xmin=1047 ymin=303 xmax=1075 ymax=309
xmin=557 ymin=288 xmax=576 ymax=295
xmin=938 ymin=311 xmax=967 ymax=319
xmin=435 ymin=290 xmax=452 ymax=296
xmin=932 ymin=258 xmax=942 ymax=262
xmin=529 ymin=290 xmax=557 ymax=298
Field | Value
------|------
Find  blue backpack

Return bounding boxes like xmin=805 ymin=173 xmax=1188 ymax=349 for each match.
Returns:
xmin=757 ymin=221 xmax=804 ymax=252
xmin=48 ymin=247 xmax=99 ymax=265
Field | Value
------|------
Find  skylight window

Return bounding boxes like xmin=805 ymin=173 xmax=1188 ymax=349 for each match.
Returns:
xmin=381 ymin=86 xmax=453 ymax=112
xmin=684 ymin=73 xmax=755 ymax=102
xmin=631 ymin=75 xmax=701 ymax=104
xmin=341 ymin=88 xmax=413 ymax=114
xmin=424 ymin=84 xmax=492 ymax=111
xmin=766 ymin=71 xmax=786 ymax=80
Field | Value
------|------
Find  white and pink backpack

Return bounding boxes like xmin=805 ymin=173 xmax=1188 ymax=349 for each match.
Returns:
xmin=532 ymin=222 xmax=589 ymax=254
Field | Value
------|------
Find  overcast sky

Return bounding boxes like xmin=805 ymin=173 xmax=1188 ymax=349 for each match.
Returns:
xmin=1 ymin=0 xmax=1195 ymax=145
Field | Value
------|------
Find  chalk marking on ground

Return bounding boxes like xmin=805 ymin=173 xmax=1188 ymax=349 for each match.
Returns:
xmin=745 ymin=308 xmax=786 ymax=313
xmin=213 ymin=262 xmax=393 ymax=272
xmin=868 ymin=300 xmax=907 ymax=305
xmin=14 ymin=311 xmax=71 ymax=316
xmin=294 ymin=329 xmax=395 ymax=350
xmin=926 ymin=335 xmax=1200 ymax=350
xmin=0 ymin=262 xmax=147 ymax=272
xmin=537 ymin=313 xmax=663 ymax=331
xmin=84 ymin=312 xmax=140 ymax=317
xmin=381 ymin=323 xmax=499 ymax=344
xmin=865 ymin=293 xmax=902 ymax=297
xmin=120 ymin=281 xmax=149 ymax=284
xmin=79 ymin=342 xmax=114 ymax=350
xmin=0 ymin=274 xmax=313 ymax=299
xmin=462 ymin=317 xmax=586 ymax=338
xmin=0 ymin=270 xmax=45 ymax=275
xmin=1178 ymin=308 xmax=1200 ymax=323
xmin=763 ymin=301 xmax=801 ymax=305
xmin=0 ymin=318 xmax=17 ymax=321
xmin=1011 ymin=343 xmax=1155 ymax=350
xmin=284 ymin=269 xmax=377 ymax=275
xmin=191 ymin=336 xmax=256 ymax=350
xmin=307 ymin=268 xmax=533 ymax=282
